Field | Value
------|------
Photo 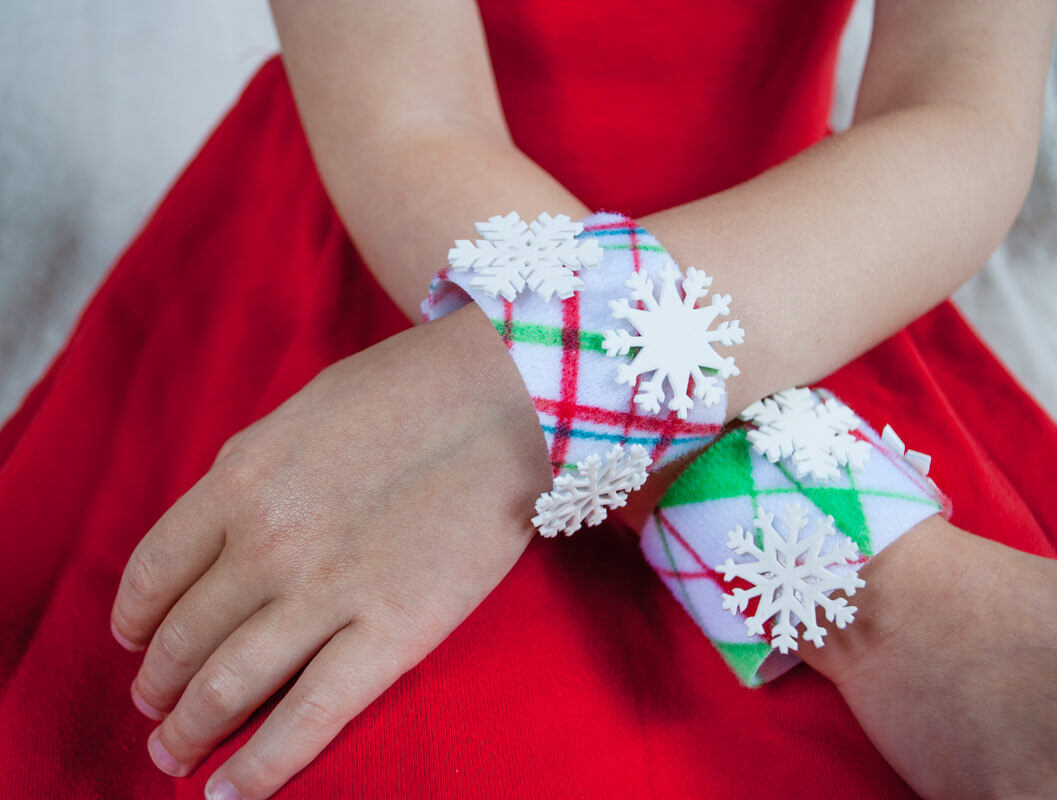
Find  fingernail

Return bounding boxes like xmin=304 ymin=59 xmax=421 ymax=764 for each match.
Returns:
xmin=111 ymin=621 xmax=144 ymax=652
xmin=206 ymin=778 xmax=242 ymax=800
xmin=131 ymin=686 xmax=165 ymax=721
xmin=148 ymin=732 xmax=186 ymax=776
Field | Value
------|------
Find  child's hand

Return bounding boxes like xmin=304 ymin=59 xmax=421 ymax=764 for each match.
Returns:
xmin=805 ymin=516 xmax=1057 ymax=798
xmin=109 ymin=307 xmax=551 ymax=799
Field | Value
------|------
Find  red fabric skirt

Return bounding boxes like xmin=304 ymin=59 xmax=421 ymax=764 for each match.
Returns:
xmin=1 ymin=56 xmax=1055 ymax=799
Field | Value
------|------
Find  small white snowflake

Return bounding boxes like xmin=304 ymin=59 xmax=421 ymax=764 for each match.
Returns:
xmin=602 ymin=265 xmax=744 ymax=419
xmin=740 ymin=387 xmax=871 ymax=482
xmin=720 ymin=504 xmax=865 ymax=654
xmin=880 ymin=424 xmax=933 ymax=477
xmin=447 ymin=212 xmax=603 ymax=302
xmin=532 ymin=444 xmax=651 ymax=538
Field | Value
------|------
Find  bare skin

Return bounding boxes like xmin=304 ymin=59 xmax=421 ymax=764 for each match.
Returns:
xmin=109 ymin=1 xmax=1057 ymax=798
xmin=112 ymin=310 xmax=552 ymax=796
xmin=801 ymin=517 xmax=1057 ymax=799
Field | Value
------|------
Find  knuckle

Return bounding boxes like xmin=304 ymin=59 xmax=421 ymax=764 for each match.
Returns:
xmin=287 ymin=689 xmax=347 ymax=736
xmin=215 ymin=448 xmax=263 ymax=495
xmin=212 ymin=431 xmax=245 ymax=466
xmin=350 ymin=591 xmax=441 ymax=672
xmin=234 ymin=744 xmax=293 ymax=796
xmin=242 ymin=518 xmax=300 ymax=561
xmin=163 ymin=708 xmax=202 ymax=755
xmin=123 ymin=549 xmax=163 ymax=605
xmin=229 ymin=506 xmax=327 ymax=577
xmin=193 ymin=662 xmax=247 ymax=721
xmin=153 ymin=620 xmax=197 ymax=672
xmin=134 ymin=672 xmax=168 ymax=709
xmin=363 ymin=595 xmax=445 ymax=672
xmin=232 ymin=521 xmax=308 ymax=579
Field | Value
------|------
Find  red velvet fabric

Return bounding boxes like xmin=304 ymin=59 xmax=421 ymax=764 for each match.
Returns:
xmin=2 ymin=2 xmax=1055 ymax=797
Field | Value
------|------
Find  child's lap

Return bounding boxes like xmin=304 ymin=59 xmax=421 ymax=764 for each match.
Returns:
xmin=1 ymin=58 xmax=1052 ymax=799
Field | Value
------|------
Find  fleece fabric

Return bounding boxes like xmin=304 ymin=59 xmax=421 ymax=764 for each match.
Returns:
xmin=640 ymin=389 xmax=947 ymax=686
xmin=425 ymin=212 xmax=727 ymax=477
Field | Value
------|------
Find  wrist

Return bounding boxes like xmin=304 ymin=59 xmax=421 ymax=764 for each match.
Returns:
xmin=425 ymin=303 xmax=554 ymax=502
xmin=425 ymin=211 xmax=738 ymax=537
xmin=798 ymin=514 xmax=962 ymax=685
xmin=338 ymin=132 xmax=588 ymax=319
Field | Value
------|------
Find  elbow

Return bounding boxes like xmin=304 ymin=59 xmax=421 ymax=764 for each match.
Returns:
xmin=856 ymin=91 xmax=1044 ymax=259
xmin=966 ymin=104 xmax=1042 ymax=254
xmin=924 ymin=100 xmax=1043 ymax=262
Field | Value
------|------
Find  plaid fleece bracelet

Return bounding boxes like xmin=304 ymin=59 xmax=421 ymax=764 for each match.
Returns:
xmin=639 ymin=387 xmax=949 ymax=686
xmin=423 ymin=211 xmax=743 ymax=536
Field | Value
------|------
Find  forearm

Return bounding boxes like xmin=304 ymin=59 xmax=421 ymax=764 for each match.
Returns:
xmin=648 ymin=104 xmax=1039 ymax=412
xmin=269 ymin=0 xmax=589 ymax=321
xmin=648 ymin=0 xmax=1054 ymax=409
xmin=272 ymin=0 xmax=1054 ymax=420
xmin=279 ymin=114 xmax=1039 ymax=421
xmin=313 ymin=133 xmax=590 ymax=315
xmin=796 ymin=513 xmax=961 ymax=683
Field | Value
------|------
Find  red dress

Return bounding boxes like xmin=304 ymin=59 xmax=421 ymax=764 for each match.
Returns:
xmin=2 ymin=2 xmax=1055 ymax=797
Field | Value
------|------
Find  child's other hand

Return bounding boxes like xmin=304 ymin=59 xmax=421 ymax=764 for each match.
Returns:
xmin=806 ymin=516 xmax=1057 ymax=799
xmin=109 ymin=307 xmax=551 ymax=799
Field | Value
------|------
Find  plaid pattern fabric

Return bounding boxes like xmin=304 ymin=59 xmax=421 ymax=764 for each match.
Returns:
xmin=423 ymin=212 xmax=726 ymax=476
xmin=640 ymin=388 xmax=949 ymax=687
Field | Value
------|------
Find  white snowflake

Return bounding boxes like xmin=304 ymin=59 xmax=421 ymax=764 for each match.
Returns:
xmin=720 ymin=504 xmax=865 ymax=654
xmin=880 ymin=424 xmax=933 ymax=478
xmin=740 ymin=387 xmax=871 ymax=482
xmin=532 ymin=444 xmax=651 ymax=538
xmin=447 ymin=211 xmax=603 ymax=302
xmin=601 ymin=265 xmax=743 ymax=419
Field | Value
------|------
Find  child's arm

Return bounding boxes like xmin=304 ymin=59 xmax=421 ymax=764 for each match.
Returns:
xmin=111 ymin=1 xmax=1057 ymax=798
xmin=799 ymin=515 xmax=1057 ymax=798
xmin=270 ymin=0 xmax=1055 ymax=412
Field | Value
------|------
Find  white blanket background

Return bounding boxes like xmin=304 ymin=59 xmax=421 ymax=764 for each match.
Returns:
xmin=1 ymin=0 xmax=1055 ymax=426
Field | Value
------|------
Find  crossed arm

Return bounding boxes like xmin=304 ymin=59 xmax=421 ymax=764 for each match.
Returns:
xmin=273 ymin=0 xmax=1052 ymax=408
xmin=109 ymin=2 xmax=1057 ymax=798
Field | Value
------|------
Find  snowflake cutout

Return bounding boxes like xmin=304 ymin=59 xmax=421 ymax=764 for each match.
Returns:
xmin=880 ymin=424 xmax=933 ymax=478
xmin=740 ymin=387 xmax=871 ymax=482
xmin=532 ymin=444 xmax=651 ymax=538
xmin=602 ymin=265 xmax=744 ymax=419
xmin=447 ymin=211 xmax=603 ymax=302
xmin=720 ymin=504 xmax=865 ymax=654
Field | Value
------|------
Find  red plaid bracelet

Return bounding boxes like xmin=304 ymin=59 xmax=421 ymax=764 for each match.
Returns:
xmin=423 ymin=211 xmax=744 ymax=536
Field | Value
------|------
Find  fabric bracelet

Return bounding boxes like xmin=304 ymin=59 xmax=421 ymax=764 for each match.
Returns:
xmin=423 ymin=211 xmax=742 ymax=536
xmin=639 ymin=387 xmax=949 ymax=686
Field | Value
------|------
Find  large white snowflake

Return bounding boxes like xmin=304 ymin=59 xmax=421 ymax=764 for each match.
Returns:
xmin=532 ymin=444 xmax=651 ymax=538
xmin=720 ymin=504 xmax=865 ymax=654
xmin=602 ymin=265 xmax=743 ymax=419
xmin=740 ymin=387 xmax=871 ymax=482
xmin=447 ymin=211 xmax=603 ymax=302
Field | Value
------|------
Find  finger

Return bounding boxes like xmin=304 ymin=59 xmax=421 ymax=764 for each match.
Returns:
xmin=131 ymin=550 xmax=269 ymax=719
xmin=145 ymin=599 xmax=337 ymax=777
xmin=203 ymin=622 xmax=413 ymax=800
xmin=111 ymin=475 xmax=225 ymax=650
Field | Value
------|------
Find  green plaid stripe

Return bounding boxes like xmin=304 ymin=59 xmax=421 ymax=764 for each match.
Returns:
xmin=490 ymin=319 xmax=606 ymax=355
xmin=641 ymin=395 xmax=946 ymax=686
xmin=423 ymin=213 xmax=730 ymax=488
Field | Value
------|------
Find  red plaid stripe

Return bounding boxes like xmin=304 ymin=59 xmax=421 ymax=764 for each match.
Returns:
xmin=424 ymin=211 xmax=728 ymax=480
xmin=547 ymin=293 xmax=582 ymax=474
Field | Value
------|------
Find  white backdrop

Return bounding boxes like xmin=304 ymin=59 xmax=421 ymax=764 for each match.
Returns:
xmin=0 ymin=2 xmax=279 ymax=423
xmin=1 ymin=0 xmax=1055 ymax=426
